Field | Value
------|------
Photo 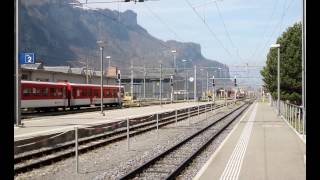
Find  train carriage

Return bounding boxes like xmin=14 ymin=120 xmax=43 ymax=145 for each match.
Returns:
xmin=21 ymin=80 xmax=124 ymax=111
xmin=21 ymin=81 xmax=67 ymax=111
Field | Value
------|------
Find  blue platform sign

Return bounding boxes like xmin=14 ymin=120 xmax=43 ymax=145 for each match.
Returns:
xmin=20 ymin=53 xmax=35 ymax=64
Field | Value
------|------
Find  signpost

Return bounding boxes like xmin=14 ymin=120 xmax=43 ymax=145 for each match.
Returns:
xmin=20 ymin=53 xmax=35 ymax=64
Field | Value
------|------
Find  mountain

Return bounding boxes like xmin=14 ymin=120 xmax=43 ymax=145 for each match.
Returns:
xmin=19 ymin=0 xmax=230 ymax=77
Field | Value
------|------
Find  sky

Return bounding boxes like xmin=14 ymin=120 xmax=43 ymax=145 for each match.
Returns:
xmin=76 ymin=0 xmax=302 ymax=88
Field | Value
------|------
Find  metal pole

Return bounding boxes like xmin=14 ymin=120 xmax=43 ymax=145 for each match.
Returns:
xmin=174 ymin=53 xmax=176 ymax=70
xmin=302 ymin=0 xmax=306 ymax=136
xmin=75 ymin=127 xmax=78 ymax=173
xmin=205 ymin=104 xmax=207 ymax=119
xmin=86 ymin=57 xmax=89 ymax=84
xmin=171 ymin=76 xmax=173 ymax=104
xmin=187 ymin=71 xmax=189 ymax=101
xmin=100 ymin=46 xmax=104 ymax=116
xmin=213 ymin=86 xmax=215 ymax=104
xmin=131 ymin=61 xmax=133 ymax=102
xmin=144 ymin=65 xmax=146 ymax=99
xmin=15 ymin=0 xmax=21 ymax=126
xmin=160 ymin=63 xmax=162 ymax=106
xmin=198 ymin=104 xmax=200 ymax=117
xmin=206 ymin=71 xmax=209 ymax=102
xmin=127 ymin=118 xmax=130 ymax=151
xmin=194 ymin=65 xmax=197 ymax=101
xmin=277 ymin=47 xmax=280 ymax=116
xmin=188 ymin=107 xmax=190 ymax=126
xmin=175 ymin=109 xmax=178 ymax=126
xmin=185 ymin=73 xmax=187 ymax=100
xmin=156 ymin=113 xmax=159 ymax=136
xmin=118 ymin=71 xmax=121 ymax=105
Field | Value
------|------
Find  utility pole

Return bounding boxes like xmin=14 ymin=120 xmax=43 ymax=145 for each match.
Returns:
xmin=160 ymin=63 xmax=162 ymax=106
xmin=277 ymin=47 xmax=280 ymax=115
xmin=206 ymin=71 xmax=209 ymax=102
xmin=118 ymin=70 xmax=121 ymax=105
xmin=144 ymin=65 xmax=146 ymax=99
xmin=194 ymin=65 xmax=197 ymax=101
xmin=86 ymin=57 xmax=89 ymax=84
xmin=97 ymin=40 xmax=105 ymax=116
xmin=15 ymin=0 xmax=21 ymax=126
xmin=131 ymin=61 xmax=134 ymax=101
xmin=170 ymin=75 xmax=173 ymax=104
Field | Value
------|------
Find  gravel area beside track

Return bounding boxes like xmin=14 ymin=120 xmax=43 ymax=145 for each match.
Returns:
xmin=14 ymin=103 xmax=242 ymax=180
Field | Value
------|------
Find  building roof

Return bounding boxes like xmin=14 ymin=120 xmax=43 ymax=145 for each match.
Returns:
xmin=70 ymin=67 xmax=85 ymax=75
xmin=21 ymin=63 xmax=43 ymax=70
xmin=43 ymin=66 xmax=71 ymax=73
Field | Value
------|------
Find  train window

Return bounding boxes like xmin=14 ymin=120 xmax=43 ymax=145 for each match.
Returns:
xmin=73 ymin=88 xmax=77 ymax=98
xmin=88 ymin=89 xmax=91 ymax=96
xmin=57 ymin=88 xmax=63 ymax=97
xmin=77 ymin=89 xmax=81 ymax=97
xmin=23 ymin=88 xmax=31 ymax=96
xmin=43 ymin=88 xmax=49 ymax=96
xmin=32 ymin=88 xmax=36 ymax=95
xmin=94 ymin=89 xmax=99 ymax=96
xmin=106 ymin=90 xmax=110 ymax=96
xmin=82 ymin=89 xmax=87 ymax=96
xmin=50 ymin=88 xmax=55 ymax=96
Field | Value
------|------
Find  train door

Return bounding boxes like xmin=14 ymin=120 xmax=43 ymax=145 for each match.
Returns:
xmin=66 ymin=83 xmax=72 ymax=108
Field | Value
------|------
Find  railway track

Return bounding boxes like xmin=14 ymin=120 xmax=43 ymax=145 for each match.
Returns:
xmin=118 ymin=100 xmax=252 ymax=180
xmin=14 ymin=102 xmax=235 ymax=175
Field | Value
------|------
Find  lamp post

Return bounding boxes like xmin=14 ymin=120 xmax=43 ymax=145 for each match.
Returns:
xmin=271 ymin=43 xmax=281 ymax=116
xmin=105 ymin=56 xmax=111 ymax=85
xmin=171 ymin=50 xmax=177 ymax=71
xmin=143 ymin=65 xmax=146 ymax=99
xmin=206 ymin=71 xmax=209 ymax=102
xmin=97 ymin=40 xmax=105 ymax=116
xmin=194 ymin=65 xmax=197 ymax=101
xmin=182 ymin=59 xmax=189 ymax=100
xmin=160 ymin=63 xmax=162 ymax=106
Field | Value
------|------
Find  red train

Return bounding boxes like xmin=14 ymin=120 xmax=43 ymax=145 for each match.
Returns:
xmin=21 ymin=80 xmax=124 ymax=111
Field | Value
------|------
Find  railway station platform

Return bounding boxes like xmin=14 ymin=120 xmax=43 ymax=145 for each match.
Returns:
xmin=194 ymin=101 xmax=306 ymax=180
xmin=14 ymin=101 xmax=225 ymax=141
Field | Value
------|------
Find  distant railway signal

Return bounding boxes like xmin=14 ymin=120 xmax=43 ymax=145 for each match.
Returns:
xmin=212 ymin=75 xmax=215 ymax=87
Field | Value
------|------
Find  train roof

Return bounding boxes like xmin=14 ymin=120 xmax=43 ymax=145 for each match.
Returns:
xmin=21 ymin=80 xmax=66 ymax=86
xmin=21 ymin=80 xmax=123 ymax=88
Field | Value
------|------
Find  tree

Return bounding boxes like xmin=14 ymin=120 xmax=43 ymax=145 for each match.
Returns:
xmin=261 ymin=22 xmax=302 ymax=105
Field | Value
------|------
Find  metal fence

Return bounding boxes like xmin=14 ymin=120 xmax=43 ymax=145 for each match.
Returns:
xmin=270 ymin=98 xmax=306 ymax=139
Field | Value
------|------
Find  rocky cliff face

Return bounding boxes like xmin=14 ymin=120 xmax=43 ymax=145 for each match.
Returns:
xmin=19 ymin=0 xmax=229 ymax=76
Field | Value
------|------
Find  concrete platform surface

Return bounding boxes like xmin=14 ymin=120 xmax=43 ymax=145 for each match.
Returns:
xmin=194 ymin=102 xmax=306 ymax=180
xmin=14 ymin=101 xmax=222 ymax=141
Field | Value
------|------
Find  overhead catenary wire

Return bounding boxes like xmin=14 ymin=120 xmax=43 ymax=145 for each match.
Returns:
xmin=141 ymin=3 xmax=183 ymax=42
xmin=250 ymin=0 xmax=296 ymax=61
xmin=247 ymin=0 xmax=280 ymax=61
xmin=184 ymin=0 xmax=235 ymax=60
xmin=213 ymin=1 xmax=243 ymax=61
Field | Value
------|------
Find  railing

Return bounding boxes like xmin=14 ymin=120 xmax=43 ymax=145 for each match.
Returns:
xmin=270 ymin=98 xmax=306 ymax=140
